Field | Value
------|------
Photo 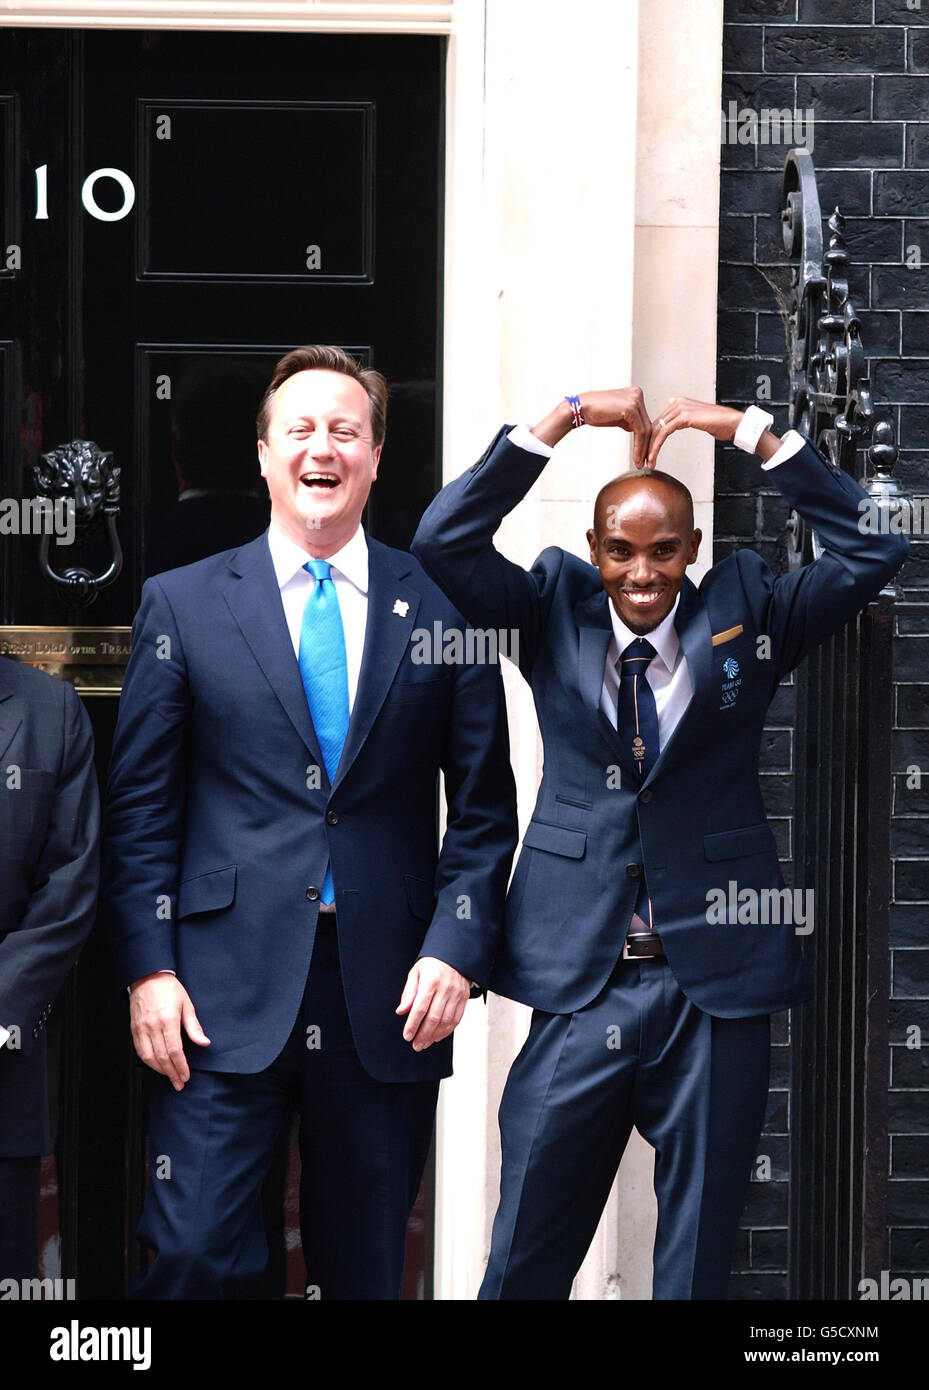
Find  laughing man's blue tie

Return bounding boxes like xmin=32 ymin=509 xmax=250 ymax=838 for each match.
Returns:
xmin=617 ymin=638 xmax=659 ymax=933
xmin=298 ymin=559 xmax=349 ymax=905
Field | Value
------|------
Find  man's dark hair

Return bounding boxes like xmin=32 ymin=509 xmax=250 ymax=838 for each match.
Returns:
xmin=256 ymin=345 xmax=388 ymax=447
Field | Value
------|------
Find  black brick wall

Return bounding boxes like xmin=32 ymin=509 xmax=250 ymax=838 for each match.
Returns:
xmin=719 ymin=0 xmax=929 ymax=1299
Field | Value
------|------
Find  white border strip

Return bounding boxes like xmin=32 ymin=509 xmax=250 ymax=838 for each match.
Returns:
xmin=0 ymin=1 xmax=454 ymax=33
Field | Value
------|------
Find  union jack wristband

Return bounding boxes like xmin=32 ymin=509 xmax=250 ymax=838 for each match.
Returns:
xmin=565 ymin=395 xmax=584 ymax=429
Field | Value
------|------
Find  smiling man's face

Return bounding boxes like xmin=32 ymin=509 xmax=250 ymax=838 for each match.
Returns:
xmin=587 ymin=474 xmax=701 ymax=635
xmin=257 ymin=368 xmax=381 ymax=556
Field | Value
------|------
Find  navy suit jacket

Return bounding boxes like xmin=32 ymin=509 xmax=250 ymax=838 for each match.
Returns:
xmin=0 ymin=659 xmax=100 ymax=1156
xmin=411 ymin=430 xmax=909 ymax=1019
xmin=102 ymin=530 xmax=517 ymax=1083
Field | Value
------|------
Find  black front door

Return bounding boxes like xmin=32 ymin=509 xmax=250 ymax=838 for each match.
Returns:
xmin=0 ymin=25 xmax=443 ymax=1298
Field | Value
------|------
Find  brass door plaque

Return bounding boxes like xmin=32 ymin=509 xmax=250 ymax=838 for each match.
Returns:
xmin=0 ymin=627 xmax=132 ymax=693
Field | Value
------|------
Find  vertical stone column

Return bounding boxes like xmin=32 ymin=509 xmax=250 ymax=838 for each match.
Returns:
xmin=435 ymin=0 xmax=723 ymax=1299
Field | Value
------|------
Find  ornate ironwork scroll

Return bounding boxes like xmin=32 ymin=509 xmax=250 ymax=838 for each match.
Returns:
xmin=780 ymin=148 xmax=897 ymax=1301
xmin=781 ymin=148 xmax=907 ymax=584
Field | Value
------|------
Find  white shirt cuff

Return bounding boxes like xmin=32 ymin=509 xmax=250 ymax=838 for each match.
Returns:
xmin=0 ymin=1026 xmax=10 ymax=1049
xmin=508 ymin=424 xmax=554 ymax=458
xmin=760 ymin=429 xmax=807 ymax=471
xmin=734 ymin=405 xmax=774 ymax=453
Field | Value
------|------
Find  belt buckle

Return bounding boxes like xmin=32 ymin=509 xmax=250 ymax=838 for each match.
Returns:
xmin=622 ymin=932 xmax=662 ymax=961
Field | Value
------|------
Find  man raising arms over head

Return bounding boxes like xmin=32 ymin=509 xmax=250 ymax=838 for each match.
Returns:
xmin=412 ymin=388 xmax=907 ymax=1299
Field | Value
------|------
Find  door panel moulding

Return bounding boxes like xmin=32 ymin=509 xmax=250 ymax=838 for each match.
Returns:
xmin=0 ymin=2 xmax=454 ymax=32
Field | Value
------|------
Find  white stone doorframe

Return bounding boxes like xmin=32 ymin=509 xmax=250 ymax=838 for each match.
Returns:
xmin=436 ymin=0 xmax=723 ymax=1302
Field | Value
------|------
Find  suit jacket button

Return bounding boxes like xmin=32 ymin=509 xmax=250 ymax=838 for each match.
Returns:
xmin=625 ymin=863 xmax=641 ymax=878
xmin=326 ymin=811 xmax=339 ymax=826
xmin=306 ymin=886 xmax=320 ymax=901
xmin=639 ymin=789 xmax=653 ymax=804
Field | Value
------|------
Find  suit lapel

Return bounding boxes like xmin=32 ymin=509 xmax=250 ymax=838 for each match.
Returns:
xmin=576 ymin=590 xmax=611 ymax=711
xmin=331 ymin=538 xmax=420 ymax=791
xmin=574 ymin=589 xmax=639 ymax=778
xmin=222 ymin=533 xmax=325 ymax=770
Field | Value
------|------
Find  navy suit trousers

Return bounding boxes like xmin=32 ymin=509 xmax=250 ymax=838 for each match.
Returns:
xmin=133 ymin=916 xmax=438 ymax=1300
xmin=479 ymin=956 xmax=770 ymax=1300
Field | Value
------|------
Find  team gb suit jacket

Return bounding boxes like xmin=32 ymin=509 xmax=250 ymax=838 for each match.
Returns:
xmin=411 ymin=429 xmax=909 ymax=1020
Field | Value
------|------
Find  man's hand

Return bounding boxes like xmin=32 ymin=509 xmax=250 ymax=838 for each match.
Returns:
xmin=532 ymin=387 xmax=652 ymax=466
xmin=129 ymin=973 xmax=211 ymax=1091
xmin=646 ymin=398 xmax=744 ymax=468
xmin=396 ymin=956 xmax=470 ymax=1052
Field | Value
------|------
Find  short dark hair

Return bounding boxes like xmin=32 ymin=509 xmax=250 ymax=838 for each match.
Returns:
xmin=256 ymin=345 xmax=388 ymax=447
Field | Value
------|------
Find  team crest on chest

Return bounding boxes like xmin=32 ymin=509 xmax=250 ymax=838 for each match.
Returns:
xmin=720 ymin=655 xmax=742 ymax=709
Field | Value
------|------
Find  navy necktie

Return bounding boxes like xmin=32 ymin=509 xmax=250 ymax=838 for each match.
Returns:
xmin=617 ymin=637 xmax=659 ymax=932
xmin=617 ymin=637 xmax=659 ymax=781
xmin=298 ymin=559 xmax=349 ymax=905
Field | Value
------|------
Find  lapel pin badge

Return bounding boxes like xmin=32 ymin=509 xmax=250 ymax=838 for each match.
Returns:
xmin=392 ymin=599 xmax=410 ymax=617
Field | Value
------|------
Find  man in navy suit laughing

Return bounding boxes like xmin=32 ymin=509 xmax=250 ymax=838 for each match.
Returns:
xmin=103 ymin=345 xmax=516 ymax=1300
xmin=412 ymin=388 xmax=908 ymax=1299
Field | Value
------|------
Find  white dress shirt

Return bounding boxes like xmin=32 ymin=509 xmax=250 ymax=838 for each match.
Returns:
xmin=267 ymin=521 xmax=370 ymax=713
xmin=600 ymin=594 xmax=691 ymax=744
xmin=506 ymin=421 xmax=808 ymax=745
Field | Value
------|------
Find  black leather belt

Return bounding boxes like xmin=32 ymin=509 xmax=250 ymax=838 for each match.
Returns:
xmin=622 ymin=932 xmax=666 ymax=961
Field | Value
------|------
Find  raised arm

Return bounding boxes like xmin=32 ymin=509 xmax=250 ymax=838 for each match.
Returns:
xmin=412 ymin=389 xmax=651 ymax=674
xmin=646 ymin=395 xmax=909 ymax=673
